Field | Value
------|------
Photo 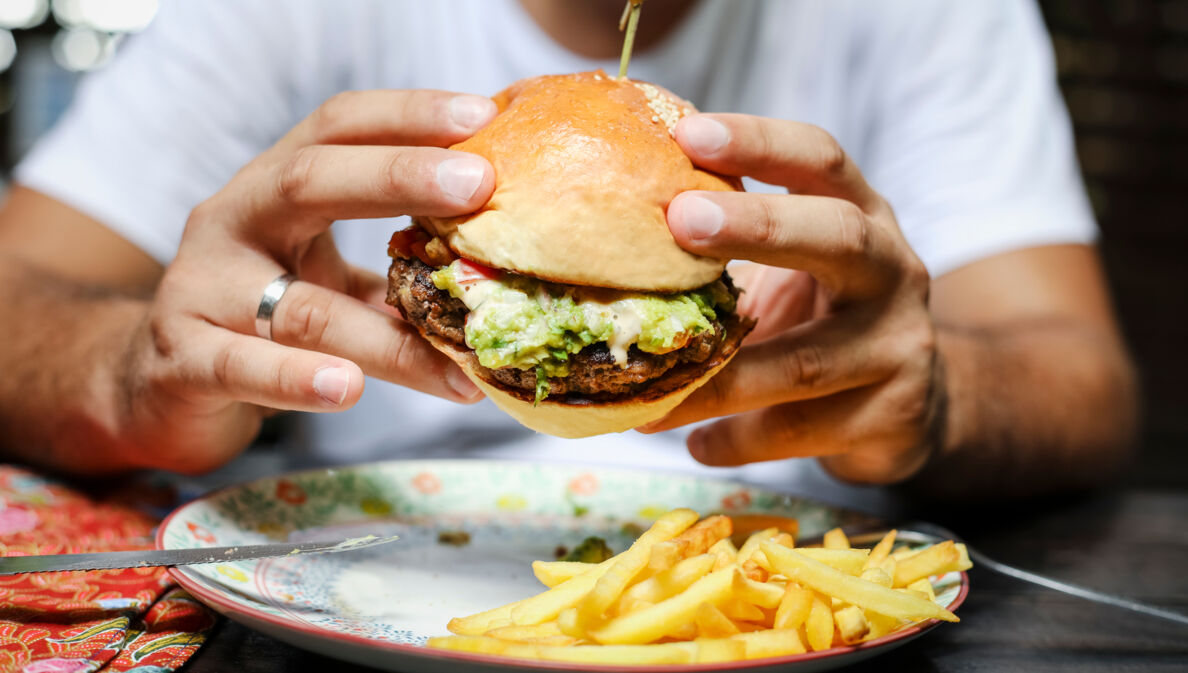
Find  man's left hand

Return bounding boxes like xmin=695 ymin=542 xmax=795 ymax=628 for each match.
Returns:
xmin=644 ymin=113 xmax=942 ymax=485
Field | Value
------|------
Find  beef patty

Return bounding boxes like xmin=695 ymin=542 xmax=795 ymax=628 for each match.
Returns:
xmin=387 ymin=257 xmax=736 ymax=399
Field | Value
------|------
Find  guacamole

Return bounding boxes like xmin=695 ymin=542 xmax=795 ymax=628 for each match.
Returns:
xmin=430 ymin=260 xmax=734 ymax=402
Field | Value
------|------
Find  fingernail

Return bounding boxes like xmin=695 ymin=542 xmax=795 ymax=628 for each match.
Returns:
xmin=680 ymin=116 xmax=730 ymax=156
xmin=673 ymin=194 xmax=723 ymax=240
xmin=313 ymin=366 xmax=351 ymax=406
xmin=449 ymin=95 xmax=496 ymax=132
xmin=437 ymin=157 xmax=486 ymax=203
xmin=446 ymin=367 xmax=481 ymax=401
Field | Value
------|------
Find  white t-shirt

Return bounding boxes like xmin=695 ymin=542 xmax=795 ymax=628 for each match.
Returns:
xmin=16 ymin=0 xmax=1095 ymax=510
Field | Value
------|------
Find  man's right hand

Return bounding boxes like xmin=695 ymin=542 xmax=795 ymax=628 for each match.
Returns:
xmin=20 ymin=90 xmax=498 ymax=473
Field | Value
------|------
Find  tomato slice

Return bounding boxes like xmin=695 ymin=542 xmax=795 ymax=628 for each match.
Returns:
xmin=453 ymin=258 xmax=501 ymax=284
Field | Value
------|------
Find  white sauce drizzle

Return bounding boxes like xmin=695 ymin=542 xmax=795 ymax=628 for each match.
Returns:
xmin=606 ymin=302 xmax=642 ymax=367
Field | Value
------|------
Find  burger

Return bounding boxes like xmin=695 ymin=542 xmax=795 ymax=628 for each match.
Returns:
xmin=386 ymin=70 xmax=754 ymax=438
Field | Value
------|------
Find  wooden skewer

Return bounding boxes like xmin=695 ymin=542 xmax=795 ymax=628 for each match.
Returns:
xmin=618 ymin=0 xmax=645 ymax=79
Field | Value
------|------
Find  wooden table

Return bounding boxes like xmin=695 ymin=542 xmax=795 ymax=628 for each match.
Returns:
xmin=179 ymin=482 xmax=1188 ymax=672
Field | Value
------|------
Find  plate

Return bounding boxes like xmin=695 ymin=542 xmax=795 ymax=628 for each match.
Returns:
xmin=157 ymin=460 xmax=968 ymax=672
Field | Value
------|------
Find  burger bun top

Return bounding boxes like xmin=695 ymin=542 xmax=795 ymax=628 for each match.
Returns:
xmin=421 ymin=70 xmax=742 ymax=292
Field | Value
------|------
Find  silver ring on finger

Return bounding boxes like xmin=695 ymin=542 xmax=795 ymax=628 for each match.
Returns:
xmin=255 ymin=273 xmax=297 ymax=340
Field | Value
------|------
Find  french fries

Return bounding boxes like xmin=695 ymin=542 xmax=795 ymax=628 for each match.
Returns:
xmin=861 ymin=567 xmax=894 ymax=588
xmin=864 ymin=529 xmax=898 ymax=569
xmin=694 ymin=602 xmax=740 ymax=638
xmin=618 ymin=553 xmax=715 ymax=607
xmin=432 ymin=512 xmax=971 ymax=665
xmin=671 ymin=514 xmax=732 ymax=556
xmin=760 ymin=541 xmax=959 ymax=622
xmin=894 ymin=540 xmax=959 ymax=587
xmin=737 ymin=576 xmax=784 ymax=609
xmin=719 ymin=595 xmax=766 ymax=623
xmin=804 ymin=592 xmax=834 ymax=651
xmin=708 ymin=538 xmax=738 ymax=570
xmin=532 ymin=561 xmax=593 ymax=588
xmin=446 ymin=599 xmax=521 ymax=636
xmin=834 ymin=605 xmax=871 ymax=643
xmin=774 ymin=583 xmax=813 ymax=630
xmin=823 ymin=527 xmax=850 ymax=550
xmin=485 ymin=622 xmax=563 ymax=641
xmin=792 ymin=548 xmax=870 ymax=575
xmin=866 ymin=609 xmax=905 ymax=639
xmin=907 ymin=577 xmax=938 ymax=602
xmin=503 ymin=559 xmax=615 ymax=628
xmin=575 ymin=508 xmax=699 ymax=628
xmin=647 ymin=540 xmax=688 ymax=574
xmin=694 ymin=638 xmax=745 ymax=663
xmin=589 ymin=568 xmax=736 ymax=644
xmin=733 ymin=628 xmax=806 ymax=658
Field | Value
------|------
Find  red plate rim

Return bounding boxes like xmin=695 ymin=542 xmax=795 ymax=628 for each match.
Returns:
xmin=158 ymin=505 xmax=970 ymax=672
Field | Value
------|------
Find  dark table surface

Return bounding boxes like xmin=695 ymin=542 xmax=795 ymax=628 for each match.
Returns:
xmin=179 ymin=480 xmax=1188 ymax=672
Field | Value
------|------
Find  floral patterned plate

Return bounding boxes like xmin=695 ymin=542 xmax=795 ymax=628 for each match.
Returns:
xmin=157 ymin=459 xmax=968 ymax=672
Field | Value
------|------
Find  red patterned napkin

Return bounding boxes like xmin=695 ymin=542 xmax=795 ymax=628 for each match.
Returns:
xmin=0 ymin=467 xmax=216 ymax=673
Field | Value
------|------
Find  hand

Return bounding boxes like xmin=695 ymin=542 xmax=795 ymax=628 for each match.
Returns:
xmin=645 ymin=114 xmax=942 ymax=485
xmin=119 ymin=90 xmax=497 ymax=472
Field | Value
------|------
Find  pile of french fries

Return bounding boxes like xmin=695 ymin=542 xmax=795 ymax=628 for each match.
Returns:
xmin=428 ymin=509 xmax=971 ymax=665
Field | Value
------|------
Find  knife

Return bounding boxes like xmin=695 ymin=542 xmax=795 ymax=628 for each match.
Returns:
xmin=0 ymin=534 xmax=398 ymax=574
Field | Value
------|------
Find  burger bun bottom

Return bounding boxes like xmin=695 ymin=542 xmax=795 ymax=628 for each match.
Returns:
xmin=421 ymin=317 xmax=753 ymax=439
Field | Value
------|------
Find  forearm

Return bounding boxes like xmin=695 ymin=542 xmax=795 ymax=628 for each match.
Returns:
xmin=909 ymin=318 xmax=1139 ymax=500
xmin=0 ymin=254 xmax=148 ymax=474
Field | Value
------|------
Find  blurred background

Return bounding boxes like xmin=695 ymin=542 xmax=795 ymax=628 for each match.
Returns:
xmin=0 ymin=0 xmax=1184 ymax=486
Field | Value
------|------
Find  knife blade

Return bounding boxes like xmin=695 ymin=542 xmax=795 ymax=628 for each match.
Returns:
xmin=0 ymin=534 xmax=398 ymax=574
